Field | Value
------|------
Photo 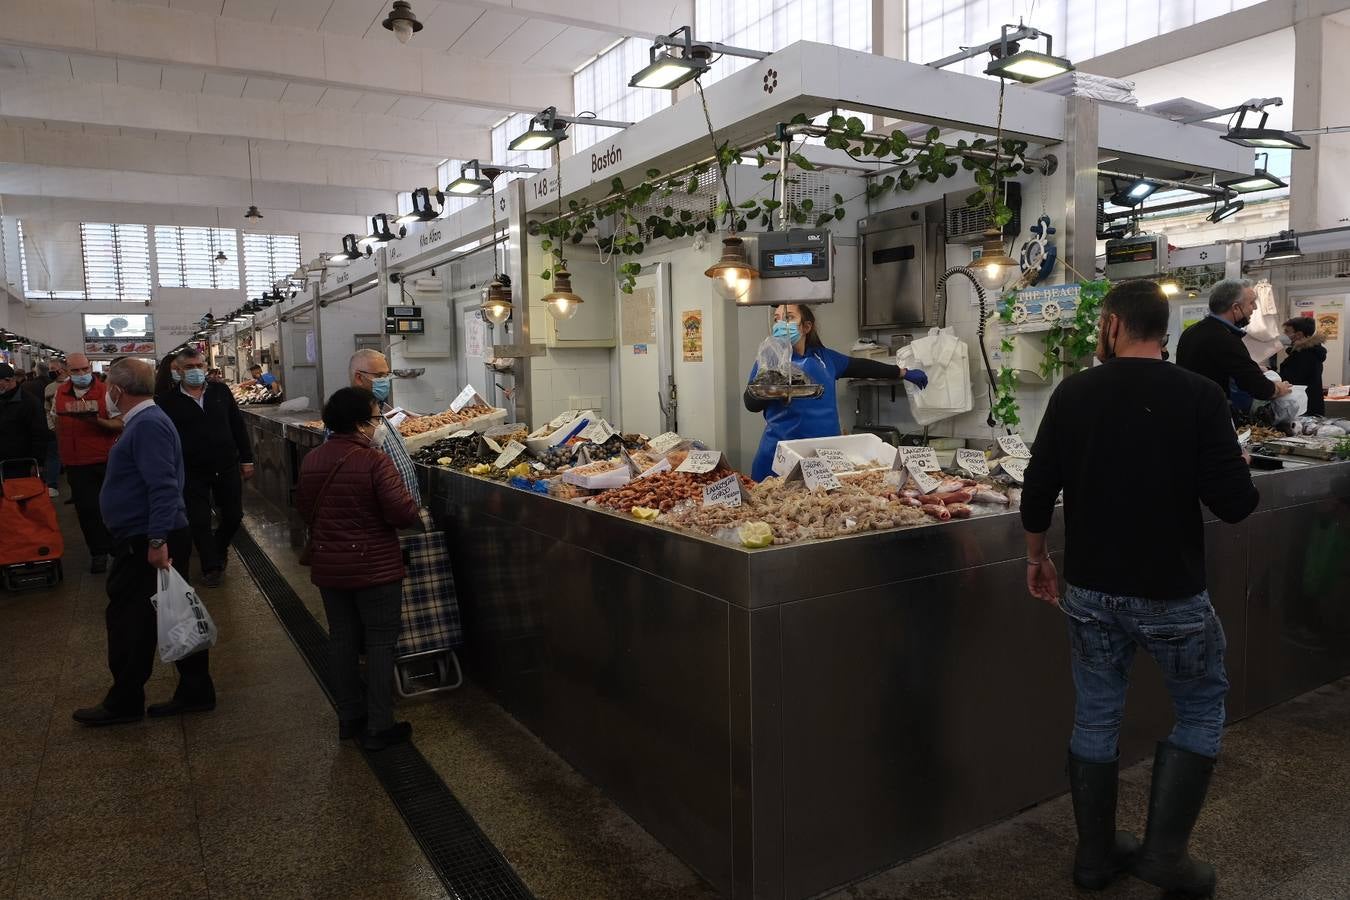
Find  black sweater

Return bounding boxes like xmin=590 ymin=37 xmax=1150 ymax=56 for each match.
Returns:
xmin=1279 ymin=334 xmax=1327 ymax=416
xmin=1021 ymin=358 xmax=1258 ymax=601
xmin=0 ymin=387 xmax=48 ymax=463
xmin=1176 ymin=315 xmax=1276 ymax=404
xmin=155 ymin=383 xmax=253 ymax=474
xmin=743 ymin=355 xmax=899 ymax=413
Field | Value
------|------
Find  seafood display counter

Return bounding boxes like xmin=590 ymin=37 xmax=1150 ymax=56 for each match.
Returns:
xmin=427 ymin=458 xmax=1350 ymax=900
xmin=237 ymin=406 xmax=326 ymax=508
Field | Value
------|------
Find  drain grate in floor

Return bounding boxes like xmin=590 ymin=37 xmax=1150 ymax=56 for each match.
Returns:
xmin=234 ymin=529 xmax=536 ymax=900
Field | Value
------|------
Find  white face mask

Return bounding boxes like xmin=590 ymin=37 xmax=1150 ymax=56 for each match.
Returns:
xmin=1278 ymin=334 xmax=1293 ymax=348
xmin=105 ymin=387 xmax=120 ymax=416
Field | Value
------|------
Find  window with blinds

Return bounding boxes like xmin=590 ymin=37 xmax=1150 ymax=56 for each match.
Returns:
xmin=154 ymin=226 xmax=240 ymax=290
xmin=80 ymin=223 xmax=152 ymax=301
xmin=242 ymin=232 xmax=301 ymax=297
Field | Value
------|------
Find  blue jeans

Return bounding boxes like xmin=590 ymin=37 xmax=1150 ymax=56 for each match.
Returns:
xmin=1061 ymin=585 xmax=1229 ymax=762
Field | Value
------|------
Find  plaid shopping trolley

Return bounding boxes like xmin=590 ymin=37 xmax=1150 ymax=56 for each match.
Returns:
xmin=394 ymin=509 xmax=464 ymax=697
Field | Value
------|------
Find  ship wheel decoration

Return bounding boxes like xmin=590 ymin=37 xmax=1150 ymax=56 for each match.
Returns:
xmin=1019 ymin=214 xmax=1059 ymax=286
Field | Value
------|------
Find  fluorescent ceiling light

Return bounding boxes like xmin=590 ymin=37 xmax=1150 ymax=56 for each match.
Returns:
xmin=1220 ymin=171 xmax=1286 ymax=192
xmin=509 ymin=125 xmax=567 ymax=152
xmin=1208 ymin=199 xmax=1245 ymax=223
xmin=1262 ymin=230 xmax=1302 ymax=261
xmin=984 ymin=49 xmax=1073 ymax=83
xmin=630 ymin=51 xmax=707 ymax=89
xmin=395 ymin=187 xmax=443 ymax=223
xmin=445 ymin=160 xmax=494 ymax=196
xmin=1222 ymin=109 xmax=1309 ymax=150
xmin=1109 ymin=178 xmax=1157 ymax=207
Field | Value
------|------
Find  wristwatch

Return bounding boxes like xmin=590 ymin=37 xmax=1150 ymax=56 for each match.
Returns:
xmin=148 ymin=538 xmax=167 ymax=549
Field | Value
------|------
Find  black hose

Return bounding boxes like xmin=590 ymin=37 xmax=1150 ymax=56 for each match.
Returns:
xmin=937 ymin=266 xmax=1007 ymax=434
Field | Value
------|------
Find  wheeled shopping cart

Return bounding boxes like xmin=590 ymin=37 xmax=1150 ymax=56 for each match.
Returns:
xmin=1 ymin=458 xmax=64 ymax=591
xmin=394 ymin=510 xmax=463 ymax=697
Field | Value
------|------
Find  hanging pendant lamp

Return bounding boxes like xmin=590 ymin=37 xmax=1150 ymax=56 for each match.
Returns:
xmin=704 ymin=234 xmax=758 ymax=302
xmin=542 ymin=267 xmax=584 ymax=321
xmin=244 ymin=141 xmax=263 ymax=220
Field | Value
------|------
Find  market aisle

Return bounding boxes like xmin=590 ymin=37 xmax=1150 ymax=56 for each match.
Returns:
xmin=0 ymin=487 xmax=442 ymax=899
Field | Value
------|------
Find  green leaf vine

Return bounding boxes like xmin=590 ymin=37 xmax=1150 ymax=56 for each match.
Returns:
xmin=1039 ymin=279 xmax=1110 ymax=378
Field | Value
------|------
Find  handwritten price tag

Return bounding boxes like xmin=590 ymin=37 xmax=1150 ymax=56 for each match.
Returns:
xmin=899 ymin=446 xmax=940 ymax=471
xmin=648 ymin=432 xmax=684 ymax=454
xmin=493 ymin=440 xmax=526 ymax=469
xmin=907 ymin=461 xmax=942 ymax=494
xmin=798 ymin=457 xmax=842 ymax=492
xmin=956 ymin=448 xmax=990 ymax=477
xmin=579 ymin=419 xmax=615 ymax=444
xmin=676 ymin=450 xmax=724 ymax=474
xmin=815 ymin=448 xmax=854 ymax=472
xmin=482 ymin=436 xmax=502 ymax=454
xmin=450 ymin=384 xmax=479 ymax=413
xmin=1000 ymin=456 xmax=1028 ymax=483
xmin=702 ymin=473 xmax=744 ymax=509
xmin=997 ymin=434 xmax=1032 ymax=459
xmin=449 ymin=429 xmax=475 ymax=439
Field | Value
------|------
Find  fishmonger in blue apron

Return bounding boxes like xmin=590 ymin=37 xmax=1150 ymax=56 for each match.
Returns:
xmin=744 ymin=304 xmax=928 ymax=481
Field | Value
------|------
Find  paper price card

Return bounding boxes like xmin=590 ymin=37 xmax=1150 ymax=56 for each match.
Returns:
xmin=648 ymin=432 xmax=684 ymax=454
xmin=676 ymin=450 xmax=725 ymax=474
xmin=449 ymin=429 xmax=475 ymax=439
xmin=548 ymin=410 xmax=580 ymax=429
xmin=450 ymin=384 xmax=479 ymax=413
xmin=798 ymin=457 xmax=842 ymax=492
xmin=814 ymin=448 xmax=854 ymax=472
xmin=1000 ymin=456 xmax=1028 ymax=483
xmin=483 ymin=436 xmax=503 ymax=454
xmin=493 ymin=440 xmax=526 ymax=469
xmin=899 ymin=446 xmax=940 ymax=471
xmin=702 ymin=473 xmax=745 ymax=509
xmin=579 ymin=419 xmax=615 ymax=444
xmin=907 ymin=461 xmax=942 ymax=494
xmin=997 ymin=434 xmax=1032 ymax=459
xmin=385 ymin=407 xmax=408 ymax=429
xmin=956 ymin=448 xmax=990 ymax=477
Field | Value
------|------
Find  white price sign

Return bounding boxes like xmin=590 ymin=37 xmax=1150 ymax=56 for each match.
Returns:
xmin=907 ymin=461 xmax=942 ymax=494
xmin=385 ymin=407 xmax=408 ymax=429
xmin=450 ymin=384 xmax=479 ymax=414
xmin=579 ymin=419 xmax=615 ymax=444
xmin=1000 ymin=456 xmax=1028 ymax=483
xmin=449 ymin=429 xmax=475 ymax=439
xmin=956 ymin=448 xmax=990 ymax=477
xmin=676 ymin=450 xmax=725 ymax=474
xmin=798 ymin=457 xmax=842 ymax=491
xmin=998 ymin=434 xmax=1032 ymax=459
xmin=648 ymin=432 xmax=684 ymax=454
xmin=814 ymin=448 xmax=854 ymax=472
xmin=483 ymin=436 xmax=502 ymax=454
xmin=548 ymin=410 xmax=581 ymax=429
xmin=493 ymin=440 xmax=526 ymax=469
xmin=899 ymin=446 xmax=941 ymax=471
xmin=702 ymin=473 xmax=745 ymax=509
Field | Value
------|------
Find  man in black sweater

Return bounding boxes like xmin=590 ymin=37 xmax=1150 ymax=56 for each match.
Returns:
xmin=1176 ymin=279 xmax=1290 ymax=414
xmin=1022 ymin=281 xmax=1259 ymax=899
xmin=156 ymin=348 xmax=254 ymax=587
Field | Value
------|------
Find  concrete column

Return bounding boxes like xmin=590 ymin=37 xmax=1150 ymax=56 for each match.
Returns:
xmin=1291 ymin=12 xmax=1350 ymax=230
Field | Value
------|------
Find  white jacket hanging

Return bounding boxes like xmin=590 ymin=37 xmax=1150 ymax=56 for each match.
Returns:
xmin=896 ymin=327 xmax=973 ymax=426
xmin=1243 ymin=281 xmax=1282 ymax=364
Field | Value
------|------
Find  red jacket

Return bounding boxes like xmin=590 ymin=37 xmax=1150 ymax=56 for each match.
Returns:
xmin=54 ymin=380 xmax=119 ymax=466
xmin=295 ymin=432 xmax=420 ymax=589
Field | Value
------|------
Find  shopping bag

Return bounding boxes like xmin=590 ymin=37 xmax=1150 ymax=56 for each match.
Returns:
xmin=153 ymin=567 xmax=218 ymax=663
xmin=395 ymin=509 xmax=463 ymax=657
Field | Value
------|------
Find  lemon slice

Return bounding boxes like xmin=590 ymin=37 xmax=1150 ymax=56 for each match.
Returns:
xmin=631 ymin=506 xmax=660 ymax=520
xmin=436 ymin=457 xmax=453 ymax=466
xmin=468 ymin=463 xmax=491 ymax=476
xmin=508 ymin=462 xmax=532 ymax=478
xmin=738 ymin=521 xmax=774 ymax=548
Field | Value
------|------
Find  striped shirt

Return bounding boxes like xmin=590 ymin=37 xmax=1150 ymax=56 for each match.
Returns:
xmin=375 ymin=413 xmax=421 ymax=506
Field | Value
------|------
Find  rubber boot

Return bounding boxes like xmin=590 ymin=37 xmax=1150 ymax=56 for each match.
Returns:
xmin=1068 ymin=752 xmax=1140 ymax=890
xmin=1133 ymin=742 xmax=1218 ymax=898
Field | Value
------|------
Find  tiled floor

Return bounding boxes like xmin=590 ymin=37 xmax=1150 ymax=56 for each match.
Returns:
xmin=3 ymin=485 xmax=1348 ymax=900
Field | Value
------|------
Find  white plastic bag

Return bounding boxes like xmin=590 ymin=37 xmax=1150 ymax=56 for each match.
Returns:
xmin=154 ymin=567 xmax=218 ymax=663
xmin=1263 ymin=370 xmax=1308 ymax=424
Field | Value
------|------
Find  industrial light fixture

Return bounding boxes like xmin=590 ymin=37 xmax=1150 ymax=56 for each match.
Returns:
xmin=1262 ymin=230 xmax=1303 ymax=262
xmin=1109 ymin=177 xmax=1158 ymax=207
xmin=973 ymin=228 xmax=1020 ymax=290
xmin=395 ymin=187 xmax=444 ymax=224
xmin=244 ymin=140 xmax=263 ymax=220
xmin=508 ymin=107 xmax=635 ymax=152
xmin=331 ymin=233 xmax=371 ymax=262
xmin=1208 ymin=199 xmax=1245 ymax=223
xmin=541 ymin=267 xmax=584 ymax=321
xmin=1158 ymin=278 xmax=1181 ymax=297
xmin=1222 ymin=107 xmax=1308 ymax=150
xmin=365 ymin=212 xmax=406 ymax=243
xmin=479 ymin=276 xmax=513 ymax=325
xmin=628 ymin=26 xmax=767 ymax=90
xmin=704 ymin=235 xmax=758 ymax=302
xmin=927 ymin=23 xmax=1073 ymax=84
xmin=446 ymin=160 xmax=497 ymax=196
xmin=1219 ymin=153 xmax=1287 ymax=193
xmin=381 ymin=1 xmax=422 ymax=45
xmin=982 ymin=25 xmax=1074 ymax=83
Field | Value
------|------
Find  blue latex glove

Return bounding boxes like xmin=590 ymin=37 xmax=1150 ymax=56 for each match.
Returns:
xmin=903 ymin=368 xmax=929 ymax=390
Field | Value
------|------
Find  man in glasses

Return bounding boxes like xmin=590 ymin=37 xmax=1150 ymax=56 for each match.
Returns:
xmin=348 ymin=348 xmax=420 ymax=506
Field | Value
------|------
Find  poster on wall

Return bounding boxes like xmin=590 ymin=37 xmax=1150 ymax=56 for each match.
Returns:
xmin=1317 ymin=311 xmax=1340 ymax=340
xmin=621 ymin=287 xmax=659 ymax=346
xmin=1180 ymin=303 xmax=1208 ymax=333
xmin=464 ymin=310 xmax=486 ymax=358
xmin=82 ymin=313 xmax=155 ymax=356
xmin=682 ymin=309 xmax=704 ymax=363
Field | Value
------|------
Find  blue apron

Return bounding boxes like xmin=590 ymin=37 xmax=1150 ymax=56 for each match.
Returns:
xmin=750 ymin=348 xmax=845 ymax=481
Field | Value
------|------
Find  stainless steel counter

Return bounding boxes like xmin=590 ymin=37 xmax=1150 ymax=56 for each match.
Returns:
xmin=238 ymin=406 xmax=325 ymax=509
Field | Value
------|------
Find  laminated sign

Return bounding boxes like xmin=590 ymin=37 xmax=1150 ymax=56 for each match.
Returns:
xmin=898 ymin=446 xmax=940 ymax=471
xmin=787 ymin=457 xmax=842 ymax=492
xmin=702 ymin=473 xmax=748 ymax=509
xmin=1000 ymin=456 xmax=1028 ymax=483
xmin=648 ymin=432 xmax=685 ymax=454
xmin=578 ymin=419 xmax=615 ymax=444
xmin=449 ymin=429 xmax=475 ymax=439
xmin=907 ymin=461 xmax=942 ymax=494
xmin=956 ymin=448 xmax=990 ymax=477
xmin=675 ymin=450 xmax=726 ymax=474
xmin=814 ymin=448 xmax=854 ymax=472
xmin=997 ymin=434 xmax=1032 ymax=459
xmin=493 ymin=440 xmax=526 ymax=468
xmin=450 ymin=384 xmax=485 ymax=413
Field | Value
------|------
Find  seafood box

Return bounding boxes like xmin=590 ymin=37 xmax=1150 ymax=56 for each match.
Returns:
xmin=771 ymin=433 xmax=898 ymax=478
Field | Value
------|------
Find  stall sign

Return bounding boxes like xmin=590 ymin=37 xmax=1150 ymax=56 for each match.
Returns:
xmin=814 ymin=448 xmax=854 ymax=472
xmin=997 ymin=434 xmax=1032 ymax=459
xmin=787 ymin=457 xmax=842 ymax=492
xmin=578 ymin=419 xmax=615 ymax=444
xmin=898 ymin=446 xmax=940 ymax=471
xmin=956 ymin=449 xmax=990 ymax=477
xmin=676 ymin=450 xmax=727 ymax=474
xmin=384 ymin=407 xmax=409 ymax=429
xmin=493 ymin=440 xmax=526 ymax=469
xmin=450 ymin=384 xmax=483 ymax=413
xmin=907 ymin=461 xmax=942 ymax=494
xmin=648 ymin=432 xmax=684 ymax=454
xmin=703 ymin=473 xmax=746 ymax=509
xmin=1000 ymin=457 xmax=1028 ymax=482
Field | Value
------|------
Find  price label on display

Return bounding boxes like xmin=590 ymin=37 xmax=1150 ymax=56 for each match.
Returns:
xmin=676 ymin=450 xmax=725 ymax=474
xmin=907 ymin=461 xmax=942 ymax=494
xmin=956 ymin=448 xmax=990 ymax=477
xmin=450 ymin=384 xmax=479 ymax=414
xmin=702 ymin=473 xmax=745 ymax=509
xmin=449 ymin=429 xmax=475 ymax=439
xmin=548 ymin=410 xmax=581 ymax=429
xmin=998 ymin=434 xmax=1032 ymax=459
xmin=814 ymin=448 xmax=854 ymax=472
xmin=385 ymin=407 xmax=408 ymax=429
xmin=899 ymin=446 xmax=940 ymax=471
xmin=493 ymin=440 xmax=526 ymax=469
xmin=648 ymin=432 xmax=684 ymax=454
xmin=798 ymin=457 xmax=842 ymax=492
xmin=579 ymin=419 xmax=615 ymax=444
xmin=482 ymin=436 xmax=502 ymax=454
xmin=1000 ymin=456 xmax=1028 ymax=483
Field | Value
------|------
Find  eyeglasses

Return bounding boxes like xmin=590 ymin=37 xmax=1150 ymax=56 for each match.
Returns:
xmin=356 ymin=369 xmax=390 ymax=379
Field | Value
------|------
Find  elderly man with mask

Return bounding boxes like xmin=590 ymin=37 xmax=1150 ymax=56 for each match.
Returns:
xmin=53 ymin=353 xmax=123 ymax=572
xmin=348 ymin=348 xmax=421 ymax=506
xmin=1177 ymin=279 xmax=1291 ymax=415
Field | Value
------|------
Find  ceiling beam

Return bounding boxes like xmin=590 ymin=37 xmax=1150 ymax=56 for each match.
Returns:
xmin=445 ymin=0 xmax=693 ymax=42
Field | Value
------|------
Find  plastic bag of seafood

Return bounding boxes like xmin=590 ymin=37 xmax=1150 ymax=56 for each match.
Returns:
xmin=747 ymin=336 xmax=823 ymax=400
